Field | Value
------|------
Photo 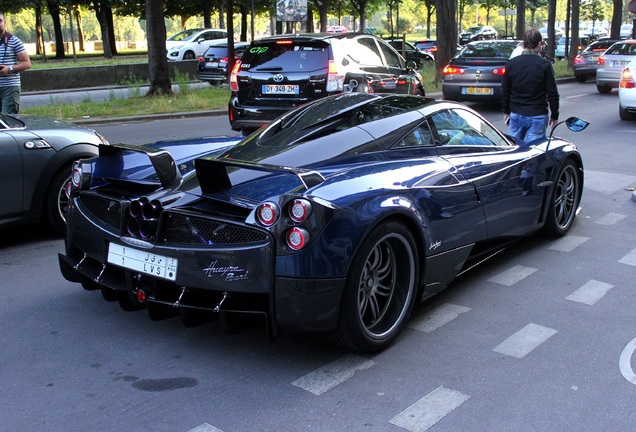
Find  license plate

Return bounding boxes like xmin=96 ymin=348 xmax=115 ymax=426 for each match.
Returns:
xmin=263 ymin=84 xmax=299 ymax=94
xmin=611 ymin=60 xmax=627 ymax=67
xmin=462 ymin=87 xmax=493 ymax=95
xmin=107 ymin=243 xmax=178 ymax=281
xmin=205 ymin=61 xmax=219 ymax=68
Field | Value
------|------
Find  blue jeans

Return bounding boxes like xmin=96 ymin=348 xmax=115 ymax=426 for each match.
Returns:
xmin=508 ymin=112 xmax=549 ymax=143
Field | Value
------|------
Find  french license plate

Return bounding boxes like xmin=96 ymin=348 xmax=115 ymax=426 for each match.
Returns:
xmin=611 ymin=60 xmax=627 ymax=67
xmin=263 ymin=84 xmax=299 ymax=94
xmin=205 ymin=61 xmax=219 ymax=68
xmin=462 ymin=87 xmax=493 ymax=95
xmin=107 ymin=243 xmax=178 ymax=281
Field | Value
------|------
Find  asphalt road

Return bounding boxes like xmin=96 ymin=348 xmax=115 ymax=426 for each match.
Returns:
xmin=2 ymin=81 xmax=636 ymax=432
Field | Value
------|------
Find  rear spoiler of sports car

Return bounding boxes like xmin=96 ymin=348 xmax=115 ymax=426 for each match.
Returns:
xmin=194 ymin=158 xmax=325 ymax=194
xmin=98 ymin=143 xmax=182 ymax=189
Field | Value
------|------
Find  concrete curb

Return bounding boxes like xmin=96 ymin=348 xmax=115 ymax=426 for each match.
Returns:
xmin=67 ymin=76 xmax=578 ymax=126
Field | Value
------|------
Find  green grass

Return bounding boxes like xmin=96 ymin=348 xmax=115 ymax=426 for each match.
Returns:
xmin=21 ymin=56 xmax=573 ymax=121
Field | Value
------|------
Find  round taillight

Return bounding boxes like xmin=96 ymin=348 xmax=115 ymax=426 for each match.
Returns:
xmin=289 ymin=199 xmax=312 ymax=223
xmin=257 ymin=202 xmax=279 ymax=226
xmin=71 ymin=160 xmax=82 ymax=187
xmin=286 ymin=227 xmax=309 ymax=250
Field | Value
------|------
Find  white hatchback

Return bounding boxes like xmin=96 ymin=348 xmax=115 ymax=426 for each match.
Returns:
xmin=166 ymin=29 xmax=228 ymax=61
xmin=618 ymin=58 xmax=636 ymax=120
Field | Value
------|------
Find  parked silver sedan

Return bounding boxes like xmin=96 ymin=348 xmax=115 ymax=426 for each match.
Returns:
xmin=596 ymin=39 xmax=636 ymax=93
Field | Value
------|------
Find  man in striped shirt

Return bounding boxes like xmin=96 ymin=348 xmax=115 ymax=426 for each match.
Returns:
xmin=0 ymin=12 xmax=30 ymax=114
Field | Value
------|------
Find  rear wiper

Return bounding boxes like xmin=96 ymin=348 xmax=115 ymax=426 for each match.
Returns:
xmin=255 ymin=66 xmax=283 ymax=71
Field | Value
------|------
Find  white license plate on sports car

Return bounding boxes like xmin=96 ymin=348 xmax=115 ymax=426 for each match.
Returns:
xmin=263 ymin=84 xmax=299 ymax=94
xmin=462 ymin=87 xmax=493 ymax=95
xmin=107 ymin=243 xmax=178 ymax=281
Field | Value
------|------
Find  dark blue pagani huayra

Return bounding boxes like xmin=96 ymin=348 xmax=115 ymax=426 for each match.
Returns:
xmin=59 ymin=93 xmax=588 ymax=352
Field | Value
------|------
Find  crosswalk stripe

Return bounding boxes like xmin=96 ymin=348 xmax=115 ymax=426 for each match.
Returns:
xmin=594 ymin=213 xmax=626 ymax=225
xmin=291 ymin=354 xmax=376 ymax=395
xmin=493 ymin=323 xmax=557 ymax=358
xmin=408 ymin=303 xmax=471 ymax=333
xmin=389 ymin=386 xmax=470 ymax=432
xmin=488 ymin=265 xmax=537 ymax=286
xmin=619 ymin=247 xmax=636 ymax=266
xmin=549 ymin=235 xmax=589 ymax=252
xmin=187 ymin=423 xmax=223 ymax=432
xmin=566 ymin=280 xmax=614 ymax=305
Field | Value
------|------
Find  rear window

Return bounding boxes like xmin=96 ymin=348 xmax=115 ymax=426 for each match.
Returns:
xmin=241 ymin=41 xmax=330 ymax=71
xmin=460 ymin=42 xmax=517 ymax=58
xmin=605 ymin=42 xmax=636 ymax=55
xmin=204 ymin=46 xmax=229 ymax=57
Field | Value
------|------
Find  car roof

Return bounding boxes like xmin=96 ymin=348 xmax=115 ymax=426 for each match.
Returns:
xmin=251 ymin=32 xmax=378 ymax=44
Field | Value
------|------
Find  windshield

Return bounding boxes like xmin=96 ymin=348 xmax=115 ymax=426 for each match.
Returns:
xmin=167 ymin=29 xmax=203 ymax=42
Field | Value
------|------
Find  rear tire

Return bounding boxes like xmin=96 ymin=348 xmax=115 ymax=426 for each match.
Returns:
xmin=596 ymin=84 xmax=612 ymax=94
xmin=619 ymin=104 xmax=636 ymax=121
xmin=329 ymin=221 xmax=418 ymax=352
xmin=543 ymin=160 xmax=581 ymax=237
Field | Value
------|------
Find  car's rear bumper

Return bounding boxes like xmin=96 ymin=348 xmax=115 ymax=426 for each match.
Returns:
xmin=228 ymin=96 xmax=294 ymax=131
xmin=59 ymin=193 xmax=345 ymax=332
xmin=441 ymin=82 xmax=502 ymax=103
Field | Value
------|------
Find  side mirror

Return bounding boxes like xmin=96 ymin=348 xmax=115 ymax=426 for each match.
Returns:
xmin=406 ymin=60 xmax=418 ymax=69
xmin=565 ymin=117 xmax=590 ymax=132
xmin=546 ymin=116 xmax=589 ymax=151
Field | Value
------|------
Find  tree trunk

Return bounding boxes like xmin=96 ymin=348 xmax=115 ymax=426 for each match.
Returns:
xmin=217 ymin=0 xmax=225 ymax=29
xmin=569 ymin=0 xmax=580 ymax=67
xmin=546 ymin=0 xmax=556 ymax=58
xmin=240 ymin=4 xmax=248 ymax=41
xmin=317 ymin=0 xmax=328 ymax=32
xmin=74 ymin=6 xmax=85 ymax=52
xmin=203 ymin=0 xmax=212 ymax=28
xmin=47 ymin=0 xmax=65 ymax=58
xmin=306 ymin=4 xmax=314 ymax=33
xmin=107 ymin=7 xmax=117 ymax=55
xmin=610 ymin=0 xmax=622 ymax=39
xmin=145 ymin=0 xmax=172 ymax=96
xmin=435 ymin=0 xmax=456 ymax=84
xmin=516 ymin=0 xmax=525 ymax=39
xmin=35 ymin=6 xmax=45 ymax=58
xmin=93 ymin=0 xmax=112 ymax=58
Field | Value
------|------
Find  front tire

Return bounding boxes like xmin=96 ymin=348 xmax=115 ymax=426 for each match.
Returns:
xmin=543 ymin=160 xmax=581 ymax=236
xmin=45 ymin=165 xmax=72 ymax=233
xmin=330 ymin=221 xmax=418 ymax=352
xmin=183 ymin=51 xmax=196 ymax=60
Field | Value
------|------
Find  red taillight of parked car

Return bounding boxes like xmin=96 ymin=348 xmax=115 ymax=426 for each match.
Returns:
xmin=229 ymin=60 xmax=241 ymax=91
xmin=198 ymin=57 xmax=205 ymax=63
xmin=492 ymin=67 xmax=505 ymax=75
xmin=620 ymin=67 xmax=636 ymax=89
xmin=574 ymin=55 xmax=584 ymax=65
xmin=327 ymin=60 xmax=344 ymax=92
xmin=598 ymin=56 xmax=605 ymax=65
xmin=443 ymin=66 xmax=465 ymax=74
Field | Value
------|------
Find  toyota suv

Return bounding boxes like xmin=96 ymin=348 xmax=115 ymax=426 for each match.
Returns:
xmin=228 ymin=33 xmax=425 ymax=135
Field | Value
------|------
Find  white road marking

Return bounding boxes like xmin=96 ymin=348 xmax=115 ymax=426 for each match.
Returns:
xmin=566 ymin=280 xmax=614 ymax=305
xmin=488 ymin=265 xmax=537 ymax=286
xmin=619 ymin=337 xmax=636 ymax=385
xmin=409 ymin=303 xmax=471 ymax=333
xmin=619 ymin=247 xmax=636 ymax=266
xmin=595 ymin=213 xmax=626 ymax=225
xmin=584 ymin=170 xmax=636 ymax=194
xmin=493 ymin=323 xmax=558 ymax=358
xmin=291 ymin=354 xmax=376 ymax=395
xmin=188 ymin=423 xmax=224 ymax=432
xmin=549 ymin=235 xmax=589 ymax=252
xmin=389 ymin=386 xmax=470 ymax=432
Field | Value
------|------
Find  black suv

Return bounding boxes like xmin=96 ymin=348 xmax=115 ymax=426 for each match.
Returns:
xmin=197 ymin=41 xmax=250 ymax=85
xmin=459 ymin=26 xmax=498 ymax=45
xmin=228 ymin=33 xmax=425 ymax=135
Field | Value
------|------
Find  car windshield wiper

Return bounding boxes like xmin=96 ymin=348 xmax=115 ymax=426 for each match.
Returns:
xmin=255 ymin=66 xmax=283 ymax=71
